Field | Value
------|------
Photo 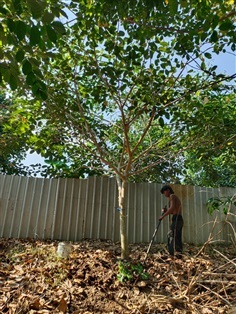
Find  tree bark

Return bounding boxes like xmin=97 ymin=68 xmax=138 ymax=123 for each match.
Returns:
xmin=116 ymin=176 xmax=129 ymax=260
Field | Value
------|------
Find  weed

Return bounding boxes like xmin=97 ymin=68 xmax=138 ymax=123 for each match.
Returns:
xmin=117 ymin=260 xmax=149 ymax=283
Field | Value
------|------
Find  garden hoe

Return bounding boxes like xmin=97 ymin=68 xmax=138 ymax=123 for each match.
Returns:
xmin=143 ymin=220 xmax=161 ymax=263
xmin=143 ymin=206 xmax=166 ymax=263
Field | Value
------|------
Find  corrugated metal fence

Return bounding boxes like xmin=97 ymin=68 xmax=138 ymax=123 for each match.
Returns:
xmin=0 ymin=174 xmax=235 ymax=245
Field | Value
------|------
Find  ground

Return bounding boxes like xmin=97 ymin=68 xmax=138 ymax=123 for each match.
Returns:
xmin=0 ymin=238 xmax=236 ymax=314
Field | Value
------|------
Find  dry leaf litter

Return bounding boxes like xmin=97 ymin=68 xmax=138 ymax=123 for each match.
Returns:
xmin=0 ymin=238 xmax=236 ymax=313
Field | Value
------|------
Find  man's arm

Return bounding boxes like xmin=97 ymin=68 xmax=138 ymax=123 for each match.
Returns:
xmin=159 ymin=195 xmax=176 ymax=220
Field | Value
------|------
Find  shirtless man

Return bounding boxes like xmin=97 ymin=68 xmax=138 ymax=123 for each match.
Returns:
xmin=159 ymin=185 xmax=184 ymax=258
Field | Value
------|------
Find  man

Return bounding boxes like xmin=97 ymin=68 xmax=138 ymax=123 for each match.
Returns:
xmin=159 ymin=185 xmax=184 ymax=258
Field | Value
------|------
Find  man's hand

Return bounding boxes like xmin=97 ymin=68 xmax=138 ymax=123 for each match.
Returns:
xmin=162 ymin=206 xmax=167 ymax=214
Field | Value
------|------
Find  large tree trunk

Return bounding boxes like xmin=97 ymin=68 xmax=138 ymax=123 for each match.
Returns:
xmin=116 ymin=176 xmax=129 ymax=260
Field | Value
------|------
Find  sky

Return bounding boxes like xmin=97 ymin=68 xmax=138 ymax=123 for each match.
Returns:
xmin=23 ymin=151 xmax=45 ymax=166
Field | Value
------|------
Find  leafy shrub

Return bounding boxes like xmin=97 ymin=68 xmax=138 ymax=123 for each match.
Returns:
xmin=117 ymin=260 xmax=149 ymax=283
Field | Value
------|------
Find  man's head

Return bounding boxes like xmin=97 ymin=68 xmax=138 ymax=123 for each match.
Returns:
xmin=160 ymin=185 xmax=174 ymax=197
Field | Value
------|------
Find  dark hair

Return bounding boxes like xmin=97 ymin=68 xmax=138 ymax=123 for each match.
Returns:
xmin=160 ymin=185 xmax=174 ymax=194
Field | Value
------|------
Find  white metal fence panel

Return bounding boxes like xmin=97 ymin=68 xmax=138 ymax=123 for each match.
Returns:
xmin=0 ymin=174 xmax=235 ymax=245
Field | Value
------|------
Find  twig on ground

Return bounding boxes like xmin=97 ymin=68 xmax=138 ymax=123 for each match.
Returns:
xmin=213 ymin=249 xmax=236 ymax=268
xmin=198 ymin=283 xmax=232 ymax=306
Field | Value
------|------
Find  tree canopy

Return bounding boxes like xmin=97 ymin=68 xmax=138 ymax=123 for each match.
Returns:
xmin=1 ymin=0 xmax=235 ymax=99
xmin=1 ymin=0 xmax=235 ymax=182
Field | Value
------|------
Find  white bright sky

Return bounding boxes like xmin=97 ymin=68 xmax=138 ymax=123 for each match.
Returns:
xmin=23 ymin=48 xmax=236 ymax=167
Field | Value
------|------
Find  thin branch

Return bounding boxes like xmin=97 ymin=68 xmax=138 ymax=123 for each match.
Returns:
xmin=198 ymin=283 xmax=232 ymax=306
xmin=213 ymin=249 xmax=236 ymax=268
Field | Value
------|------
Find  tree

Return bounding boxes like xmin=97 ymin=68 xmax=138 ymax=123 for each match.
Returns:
xmin=181 ymin=94 xmax=236 ymax=187
xmin=33 ymin=1 xmax=236 ymax=258
xmin=0 ymin=92 xmax=30 ymax=175
xmin=1 ymin=0 xmax=236 ymax=259
xmin=0 ymin=0 xmax=67 ymax=99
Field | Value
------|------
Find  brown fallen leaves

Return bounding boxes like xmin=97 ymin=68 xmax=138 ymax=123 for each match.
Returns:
xmin=0 ymin=238 xmax=235 ymax=313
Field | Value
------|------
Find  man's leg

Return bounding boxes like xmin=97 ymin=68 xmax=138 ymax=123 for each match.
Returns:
xmin=175 ymin=219 xmax=183 ymax=255
xmin=167 ymin=227 xmax=175 ymax=256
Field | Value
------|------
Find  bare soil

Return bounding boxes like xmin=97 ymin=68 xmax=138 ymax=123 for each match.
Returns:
xmin=0 ymin=238 xmax=236 ymax=313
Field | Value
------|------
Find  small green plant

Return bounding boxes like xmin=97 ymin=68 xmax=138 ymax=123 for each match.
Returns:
xmin=207 ymin=195 xmax=236 ymax=215
xmin=117 ymin=260 xmax=149 ymax=283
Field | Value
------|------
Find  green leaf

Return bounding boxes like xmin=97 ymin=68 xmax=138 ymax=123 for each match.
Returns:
xmin=15 ymin=50 xmax=25 ymax=62
xmin=15 ymin=21 xmax=27 ymax=41
xmin=159 ymin=117 xmax=165 ymax=127
xmin=13 ymin=0 xmax=23 ymax=15
xmin=46 ymin=25 xmax=57 ymax=43
xmin=32 ymin=82 xmax=39 ymax=95
xmin=201 ymin=61 xmax=206 ymax=70
xmin=212 ymin=15 xmax=219 ymax=29
xmin=164 ymin=111 xmax=170 ymax=119
xmin=9 ymin=74 xmax=17 ymax=90
xmin=27 ymin=0 xmax=47 ymax=19
xmin=28 ymin=57 xmax=40 ymax=67
xmin=0 ymin=7 xmax=9 ymax=15
xmin=42 ymin=12 xmax=55 ymax=23
xmin=210 ymin=30 xmax=218 ymax=43
xmin=26 ymin=72 xmax=36 ymax=85
xmin=22 ymin=60 xmax=32 ymax=75
xmin=168 ymin=0 xmax=178 ymax=15
xmin=51 ymin=21 xmax=66 ymax=35
xmin=118 ymin=30 xmax=125 ymax=36
xmin=219 ymin=21 xmax=233 ymax=31
xmin=30 ymin=26 xmax=41 ymax=45
xmin=59 ymin=9 xmax=68 ymax=19
xmin=204 ymin=52 xmax=212 ymax=59
xmin=39 ymin=90 xmax=48 ymax=100
xmin=7 ymin=19 xmax=15 ymax=32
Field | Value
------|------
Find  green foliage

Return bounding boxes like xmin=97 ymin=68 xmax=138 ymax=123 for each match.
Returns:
xmin=0 ymin=0 xmax=67 ymax=99
xmin=1 ymin=0 xmax=235 ymax=99
xmin=1 ymin=1 xmax=236 ymax=182
xmin=181 ymin=93 xmax=236 ymax=187
xmin=117 ymin=260 xmax=149 ymax=283
xmin=207 ymin=195 xmax=236 ymax=215
xmin=182 ymin=154 xmax=236 ymax=188
xmin=0 ymin=92 xmax=29 ymax=175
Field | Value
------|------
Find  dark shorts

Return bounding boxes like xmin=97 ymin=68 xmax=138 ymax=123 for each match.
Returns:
xmin=168 ymin=214 xmax=184 ymax=255
xmin=172 ymin=214 xmax=183 ymax=221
